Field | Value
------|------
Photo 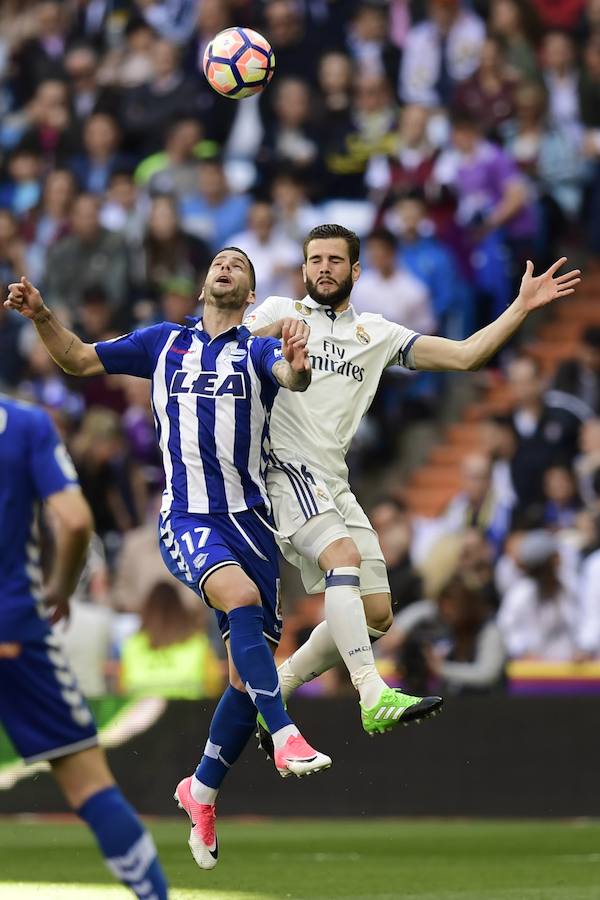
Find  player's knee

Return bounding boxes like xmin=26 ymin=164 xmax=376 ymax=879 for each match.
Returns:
xmin=228 ymin=586 xmax=262 ymax=610
xmin=319 ymin=537 xmax=361 ymax=571
xmin=366 ymin=608 xmax=393 ymax=634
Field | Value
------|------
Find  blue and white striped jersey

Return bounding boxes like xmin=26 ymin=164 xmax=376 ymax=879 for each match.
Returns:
xmin=95 ymin=319 xmax=283 ymax=516
xmin=0 ymin=396 xmax=80 ymax=641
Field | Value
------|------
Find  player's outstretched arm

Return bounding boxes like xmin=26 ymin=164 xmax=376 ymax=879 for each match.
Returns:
xmin=272 ymin=319 xmax=311 ymax=391
xmin=5 ymin=277 xmax=105 ymax=376
xmin=45 ymin=489 xmax=93 ymax=622
xmin=411 ymin=258 xmax=581 ymax=372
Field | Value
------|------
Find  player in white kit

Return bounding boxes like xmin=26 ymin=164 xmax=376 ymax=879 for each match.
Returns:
xmin=246 ymin=224 xmax=580 ymax=737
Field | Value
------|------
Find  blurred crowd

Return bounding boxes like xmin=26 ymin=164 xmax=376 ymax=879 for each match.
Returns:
xmin=1 ymin=0 xmax=600 ymax=699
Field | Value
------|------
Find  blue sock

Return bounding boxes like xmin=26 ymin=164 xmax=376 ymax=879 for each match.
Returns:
xmin=77 ymin=786 xmax=168 ymax=900
xmin=195 ymin=685 xmax=257 ymax=789
xmin=227 ymin=605 xmax=292 ymax=733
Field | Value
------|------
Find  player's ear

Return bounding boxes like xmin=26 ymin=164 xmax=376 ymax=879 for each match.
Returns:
xmin=301 ymin=262 xmax=307 ymax=283
xmin=198 ymin=289 xmax=205 ymax=303
xmin=352 ymin=261 xmax=361 ymax=283
xmin=246 ymin=290 xmax=256 ymax=307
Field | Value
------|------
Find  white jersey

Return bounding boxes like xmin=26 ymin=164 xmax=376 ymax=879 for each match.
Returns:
xmin=245 ymin=295 xmax=419 ymax=480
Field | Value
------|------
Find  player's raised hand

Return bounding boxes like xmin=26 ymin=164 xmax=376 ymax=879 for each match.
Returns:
xmin=517 ymin=258 xmax=581 ymax=313
xmin=5 ymin=276 xmax=45 ymax=319
xmin=282 ymin=320 xmax=310 ymax=373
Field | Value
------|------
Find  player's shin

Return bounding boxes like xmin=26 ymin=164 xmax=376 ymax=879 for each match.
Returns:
xmin=227 ymin=605 xmax=294 ymax=741
xmin=77 ymin=786 xmax=168 ymax=899
xmin=193 ymin=685 xmax=257 ymax=802
xmin=324 ymin=568 xmax=387 ymax=708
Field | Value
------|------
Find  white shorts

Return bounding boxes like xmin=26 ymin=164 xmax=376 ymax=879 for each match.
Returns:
xmin=266 ymin=454 xmax=389 ymax=597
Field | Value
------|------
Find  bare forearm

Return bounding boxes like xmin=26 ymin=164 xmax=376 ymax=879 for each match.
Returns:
xmin=48 ymin=519 xmax=92 ymax=598
xmin=273 ymin=360 xmax=311 ymax=391
xmin=32 ymin=306 xmax=101 ymax=376
xmin=253 ymin=319 xmax=284 ymax=339
xmin=461 ymin=298 xmax=528 ymax=369
xmin=413 ymin=299 xmax=527 ymax=372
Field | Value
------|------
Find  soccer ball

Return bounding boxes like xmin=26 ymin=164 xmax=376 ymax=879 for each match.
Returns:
xmin=203 ymin=27 xmax=275 ymax=100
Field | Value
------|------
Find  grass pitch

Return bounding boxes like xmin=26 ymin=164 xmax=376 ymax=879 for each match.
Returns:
xmin=1 ymin=819 xmax=599 ymax=899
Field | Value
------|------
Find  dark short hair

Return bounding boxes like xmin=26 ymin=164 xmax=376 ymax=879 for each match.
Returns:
xmin=366 ymin=227 xmax=397 ymax=251
xmin=215 ymin=246 xmax=256 ymax=290
xmin=583 ymin=326 xmax=600 ymax=350
xmin=303 ymin=224 xmax=360 ymax=266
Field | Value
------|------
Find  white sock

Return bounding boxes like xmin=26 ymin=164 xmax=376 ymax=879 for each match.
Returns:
xmin=324 ymin=567 xmax=386 ymax=708
xmin=278 ymin=622 xmax=341 ymax=700
xmin=191 ymin=777 xmax=218 ymax=805
xmin=272 ymin=723 xmax=299 ymax=751
xmin=279 ymin=623 xmax=388 ymax=701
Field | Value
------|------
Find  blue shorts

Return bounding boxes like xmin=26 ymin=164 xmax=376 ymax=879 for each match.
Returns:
xmin=159 ymin=505 xmax=282 ymax=645
xmin=0 ymin=628 xmax=97 ymax=764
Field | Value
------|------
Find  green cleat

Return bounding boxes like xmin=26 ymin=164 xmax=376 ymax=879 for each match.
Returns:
xmin=361 ymin=687 xmax=443 ymax=736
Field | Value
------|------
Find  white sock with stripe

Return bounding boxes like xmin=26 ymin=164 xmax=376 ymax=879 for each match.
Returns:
xmin=324 ymin=567 xmax=386 ymax=709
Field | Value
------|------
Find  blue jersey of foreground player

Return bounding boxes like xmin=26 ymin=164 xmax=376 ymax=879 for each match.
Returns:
xmin=0 ymin=395 xmax=79 ymax=642
xmin=95 ymin=318 xmax=282 ymax=517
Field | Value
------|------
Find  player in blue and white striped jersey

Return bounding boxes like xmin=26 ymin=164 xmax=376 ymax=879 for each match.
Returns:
xmin=0 ymin=395 xmax=168 ymax=899
xmin=6 ymin=249 xmax=332 ymax=872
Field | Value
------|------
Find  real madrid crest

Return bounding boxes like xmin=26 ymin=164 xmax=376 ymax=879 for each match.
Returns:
xmin=295 ymin=301 xmax=312 ymax=316
xmin=355 ymin=325 xmax=370 ymax=344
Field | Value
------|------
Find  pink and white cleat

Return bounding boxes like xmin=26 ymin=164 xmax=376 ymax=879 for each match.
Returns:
xmin=174 ymin=776 xmax=218 ymax=870
xmin=274 ymin=733 xmax=332 ymax=778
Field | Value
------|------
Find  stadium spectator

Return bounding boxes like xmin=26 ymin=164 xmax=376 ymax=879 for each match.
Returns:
xmin=367 ymin=104 xmax=439 ymax=208
xmin=76 ymin=287 xmax=117 ymax=345
xmin=399 ymin=0 xmax=485 ymax=106
xmin=120 ymin=581 xmax=223 ymax=700
xmin=262 ymin=0 xmax=316 ymax=84
xmin=552 ymin=326 xmax=600 ymax=416
xmin=71 ymin=408 xmax=147 ymax=559
xmin=507 ymin=356 xmax=581 ymax=516
xmin=22 ymin=168 xmax=76 ymax=282
xmin=58 ymin=592 xmax=113 ymax=698
xmin=97 ymin=17 xmax=156 ymax=90
xmin=345 ymin=2 xmax=400 ymax=85
xmin=540 ymin=30 xmax=582 ymax=137
xmin=389 ymin=572 xmax=505 ymax=695
xmin=352 ymin=228 xmax=436 ymax=335
xmin=316 ymin=51 xmax=353 ymax=128
xmin=0 ymin=209 xmax=29 ymax=284
xmin=389 ymin=191 xmax=472 ymax=339
xmin=11 ymin=1 xmax=70 ymax=105
xmin=437 ymin=453 xmax=514 ymax=555
xmin=498 ymin=530 xmax=580 ymax=661
xmin=489 ymin=0 xmax=540 ymax=84
xmin=504 ymin=81 xmax=585 ymax=254
xmin=435 ymin=112 xmax=537 ymax=316
xmin=15 ymin=79 xmax=74 ymax=168
xmin=69 ymin=113 xmax=131 ymax=195
xmin=0 ymin=146 xmax=42 ymax=217
xmin=142 ymin=194 xmax=211 ymax=301
xmin=321 ymin=73 xmax=399 ymax=199
xmin=44 ymin=193 xmax=130 ymax=318
xmin=270 ymin=171 xmax=320 ymax=241
xmin=479 ymin=415 xmax=518 ymax=509
xmin=453 ymin=36 xmax=517 ymax=139
xmin=179 ymin=158 xmax=251 ymax=249
xmin=63 ymin=44 xmax=119 ymax=136
xmin=258 ymin=77 xmax=320 ymax=186
xmin=574 ymin=417 xmax=600 ymax=507
xmin=99 ymin=170 xmax=147 ymax=251
xmin=542 ymin=464 xmax=582 ymax=529
xmin=135 ymin=117 xmax=217 ymax=199
xmin=120 ymin=38 xmax=199 ymax=156
xmin=229 ymin=199 xmax=301 ymax=299
xmin=370 ymin=497 xmax=423 ymax=613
